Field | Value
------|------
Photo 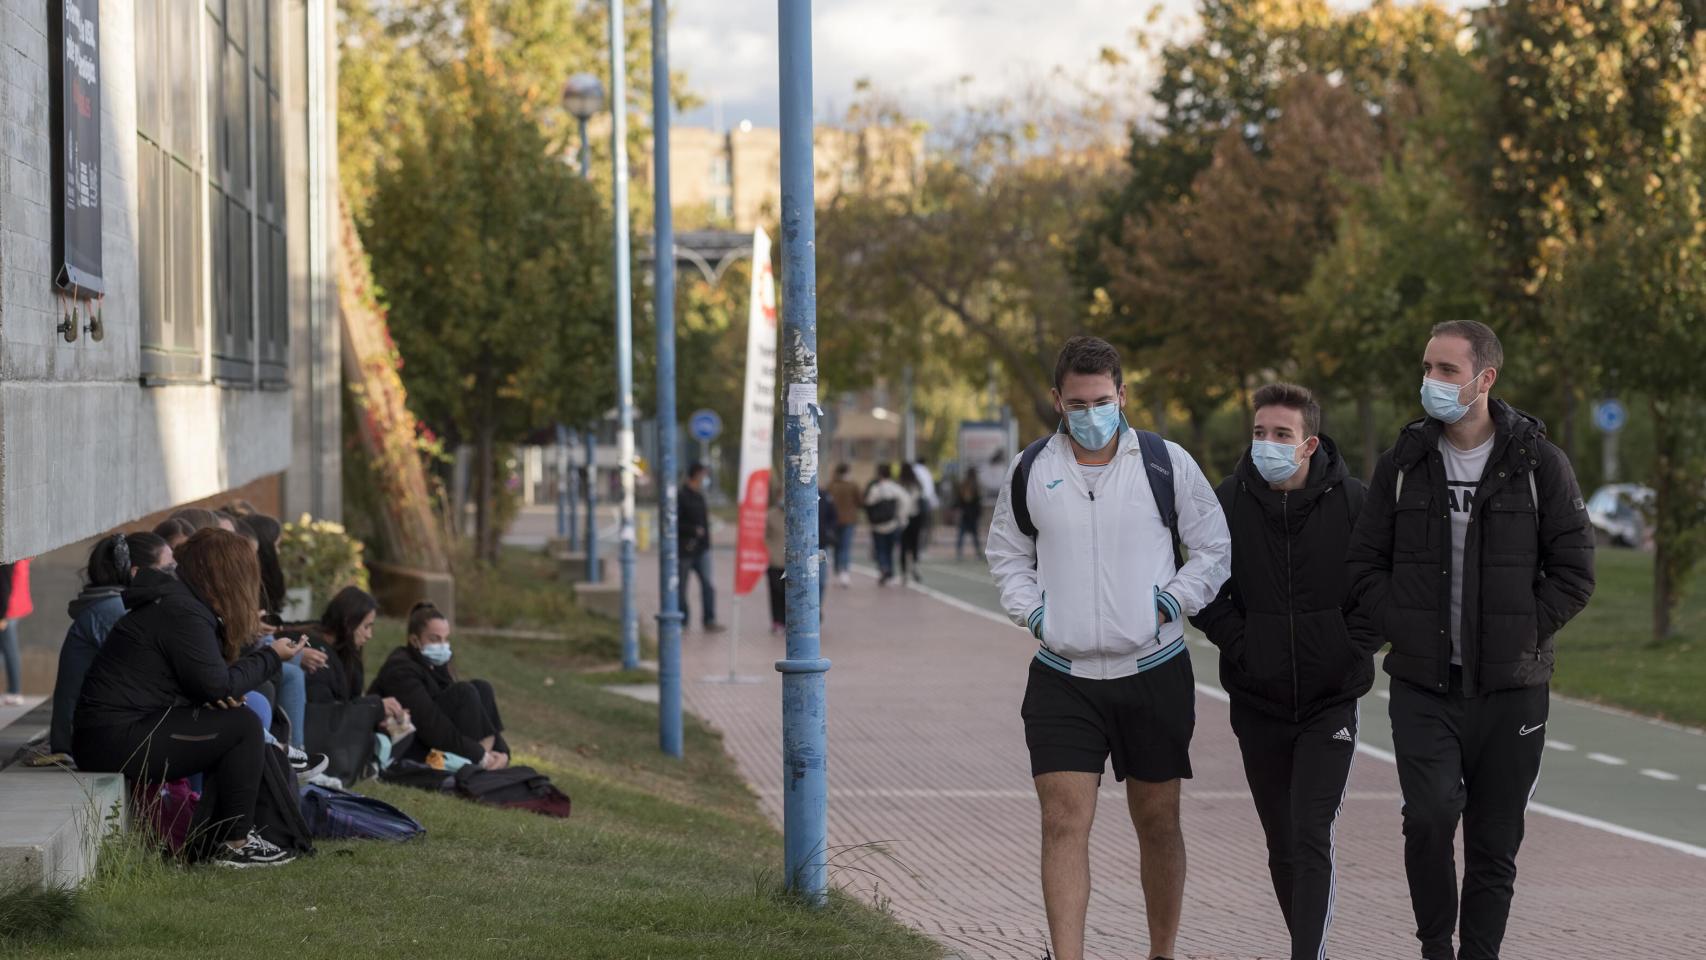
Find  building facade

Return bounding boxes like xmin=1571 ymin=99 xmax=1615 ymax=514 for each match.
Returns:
xmin=0 ymin=0 xmax=341 ymax=685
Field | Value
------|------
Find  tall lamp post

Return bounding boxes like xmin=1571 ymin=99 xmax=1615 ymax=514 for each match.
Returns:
xmin=563 ymin=73 xmax=606 ymax=584
xmin=652 ymin=0 xmax=683 ymax=758
xmin=605 ymin=1 xmax=641 ymax=671
xmin=776 ymin=0 xmax=828 ymax=905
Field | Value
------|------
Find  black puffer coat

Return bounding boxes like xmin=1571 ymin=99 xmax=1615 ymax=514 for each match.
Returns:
xmin=1192 ymin=435 xmax=1373 ymax=721
xmin=1345 ymin=400 xmax=1595 ymax=696
xmin=74 ymin=571 xmax=282 ymax=730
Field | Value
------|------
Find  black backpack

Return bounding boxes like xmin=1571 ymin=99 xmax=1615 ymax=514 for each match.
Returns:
xmin=250 ymin=745 xmax=316 ymax=857
xmin=1011 ymin=430 xmax=1184 ymax=567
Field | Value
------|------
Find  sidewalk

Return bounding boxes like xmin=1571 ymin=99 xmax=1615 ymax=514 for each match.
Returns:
xmin=624 ymin=532 xmax=1705 ymax=958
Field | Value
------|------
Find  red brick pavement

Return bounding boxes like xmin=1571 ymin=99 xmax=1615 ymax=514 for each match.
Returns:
xmin=639 ymin=549 xmax=1706 ymax=959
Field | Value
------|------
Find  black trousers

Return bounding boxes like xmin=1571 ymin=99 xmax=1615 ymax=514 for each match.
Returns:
xmin=899 ymin=515 xmax=925 ymax=574
xmin=1390 ymin=670 xmax=1548 ymax=960
xmin=1231 ymin=698 xmax=1359 ymax=960
xmin=765 ymin=566 xmax=786 ymax=626
xmin=73 ymin=707 xmax=265 ymax=845
xmin=436 ymin=679 xmax=509 ymax=755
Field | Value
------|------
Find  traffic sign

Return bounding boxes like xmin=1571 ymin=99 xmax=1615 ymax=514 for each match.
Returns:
xmin=688 ymin=408 xmax=723 ymax=442
xmin=1593 ymin=399 xmax=1626 ymax=434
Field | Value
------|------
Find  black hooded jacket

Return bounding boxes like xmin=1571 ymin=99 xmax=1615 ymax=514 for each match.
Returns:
xmin=74 ymin=570 xmax=282 ymax=731
xmin=1345 ymin=400 xmax=1595 ymax=696
xmin=1191 ymin=434 xmax=1373 ymax=721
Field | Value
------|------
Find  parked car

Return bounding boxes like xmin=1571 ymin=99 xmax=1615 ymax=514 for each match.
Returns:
xmin=1585 ymin=483 xmax=1653 ymax=548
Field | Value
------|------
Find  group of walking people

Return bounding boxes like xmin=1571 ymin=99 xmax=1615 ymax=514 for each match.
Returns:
xmin=988 ymin=326 xmax=1594 ymax=960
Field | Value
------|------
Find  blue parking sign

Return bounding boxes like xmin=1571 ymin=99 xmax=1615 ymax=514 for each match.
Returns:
xmin=689 ymin=409 xmax=723 ymax=442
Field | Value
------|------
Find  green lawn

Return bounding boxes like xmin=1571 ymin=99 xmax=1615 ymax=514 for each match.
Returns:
xmin=11 ymin=564 xmax=937 ymax=959
xmin=1550 ymin=547 xmax=1706 ymax=727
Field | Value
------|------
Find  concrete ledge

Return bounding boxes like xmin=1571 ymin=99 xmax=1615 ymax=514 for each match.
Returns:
xmin=367 ymin=560 xmax=457 ymax=622
xmin=0 ymin=766 xmax=126 ymax=889
xmin=556 ymin=552 xmax=607 ymax=584
xmin=572 ymin=579 xmax=622 ymax=620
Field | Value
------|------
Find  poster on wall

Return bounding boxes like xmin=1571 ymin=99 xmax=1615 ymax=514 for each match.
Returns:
xmin=49 ymin=0 xmax=103 ymax=296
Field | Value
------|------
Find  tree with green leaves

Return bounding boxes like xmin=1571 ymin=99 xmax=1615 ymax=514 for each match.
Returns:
xmin=364 ymin=26 xmax=614 ymax=562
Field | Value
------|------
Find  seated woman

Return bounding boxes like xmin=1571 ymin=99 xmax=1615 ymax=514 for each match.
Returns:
xmin=369 ymin=602 xmax=509 ymax=771
xmin=46 ymin=532 xmax=172 ymax=761
xmin=73 ymin=528 xmax=307 ymax=868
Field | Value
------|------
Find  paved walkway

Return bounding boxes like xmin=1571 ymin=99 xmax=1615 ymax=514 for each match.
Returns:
xmin=530 ymin=507 xmax=1706 ymax=958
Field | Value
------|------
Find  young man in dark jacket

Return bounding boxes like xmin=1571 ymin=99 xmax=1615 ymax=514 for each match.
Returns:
xmin=677 ymin=462 xmax=723 ymax=632
xmin=1190 ymin=383 xmax=1371 ymax=960
xmin=1346 ymin=320 xmax=1594 ymax=960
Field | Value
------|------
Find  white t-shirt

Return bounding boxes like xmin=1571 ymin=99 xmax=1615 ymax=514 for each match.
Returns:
xmin=1440 ymin=434 xmax=1495 ymax=665
xmin=1076 ymin=460 xmax=1112 ymax=496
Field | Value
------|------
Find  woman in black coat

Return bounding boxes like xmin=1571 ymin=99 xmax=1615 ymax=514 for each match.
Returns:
xmin=74 ymin=529 xmax=307 ymax=868
xmin=368 ymin=602 xmax=509 ymax=771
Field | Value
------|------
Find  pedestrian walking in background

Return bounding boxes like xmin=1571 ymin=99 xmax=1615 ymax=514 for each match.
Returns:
xmin=864 ymin=464 xmax=908 ymax=586
xmin=1190 ymin=383 xmax=1371 ymax=960
xmin=955 ymin=472 xmax=984 ymax=561
xmin=988 ymin=335 xmax=1230 ymax=960
xmin=0 ymin=558 xmax=34 ymax=706
xmin=677 ymin=462 xmax=724 ymax=632
xmin=911 ymin=459 xmax=939 ymax=550
xmin=1347 ymin=320 xmax=1594 ymax=960
xmin=817 ymin=486 xmax=838 ymax=616
xmin=828 ymin=463 xmax=862 ymax=587
xmin=764 ymin=485 xmax=786 ymax=633
xmin=898 ymin=464 xmax=926 ymax=583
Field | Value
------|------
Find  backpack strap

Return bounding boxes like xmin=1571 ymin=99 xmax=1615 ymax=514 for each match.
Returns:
xmin=1010 ymin=436 xmax=1054 ymax=539
xmin=1135 ymin=430 xmax=1184 ymax=569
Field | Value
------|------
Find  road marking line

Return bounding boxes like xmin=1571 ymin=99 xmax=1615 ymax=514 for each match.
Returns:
xmin=1640 ymin=769 xmax=1681 ymax=782
xmin=898 ymin=567 xmax=1706 ymax=861
xmin=1545 ymin=741 xmax=1576 ymax=751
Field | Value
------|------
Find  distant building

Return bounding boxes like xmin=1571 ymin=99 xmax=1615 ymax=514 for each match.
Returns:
xmin=643 ymin=122 xmax=926 ymax=231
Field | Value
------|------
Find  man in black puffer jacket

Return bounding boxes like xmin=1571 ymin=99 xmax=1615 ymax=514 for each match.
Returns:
xmin=1347 ymin=321 xmax=1594 ymax=960
xmin=1191 ymin=383 xmax=1370 ymax=960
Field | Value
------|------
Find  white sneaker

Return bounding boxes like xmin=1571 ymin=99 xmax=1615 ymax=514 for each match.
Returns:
xmin=307 ymin=772 xmax=343 ymax=790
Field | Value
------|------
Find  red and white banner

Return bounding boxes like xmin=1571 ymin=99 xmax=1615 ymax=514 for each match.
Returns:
xmin=733 ymin=228 xmax=778 ymax=596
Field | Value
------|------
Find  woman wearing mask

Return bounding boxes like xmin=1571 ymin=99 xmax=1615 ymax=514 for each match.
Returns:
xmin=46 ymin=532 xmax=173 ymax=761
xmin=73 ymin=528 xmax=307 ymax=868
xmin=369 ymin=602 xmax=509 ymax=771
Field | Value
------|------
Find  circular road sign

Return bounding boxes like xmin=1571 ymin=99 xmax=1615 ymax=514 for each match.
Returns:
xmin=689 ymin=409 xmax=723 ymax=443
xmin=1593 ymin=399 xmax=1626 ymax=434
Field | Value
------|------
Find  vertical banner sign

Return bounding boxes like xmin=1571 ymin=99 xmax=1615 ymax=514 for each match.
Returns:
xmin=734 ymin=228 xmax=779 ymax=596
xmin=49 ymin=0 xmax=104 ymax=295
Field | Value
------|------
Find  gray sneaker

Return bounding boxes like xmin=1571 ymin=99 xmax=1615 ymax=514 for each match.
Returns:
xmin=210 ymin=831 xmax=295 ymax=869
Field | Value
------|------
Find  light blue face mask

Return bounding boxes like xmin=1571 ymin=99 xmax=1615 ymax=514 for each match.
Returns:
xmin=420 ymin=643 xmax=452 ymax=666
xmin=1251 ymin=439 xmax=1309 ymax=484
xmin=1065 ymin=403 xmax=1122 ymax=451
xmin=1420 ymin=373 xmax=1483 ymax=424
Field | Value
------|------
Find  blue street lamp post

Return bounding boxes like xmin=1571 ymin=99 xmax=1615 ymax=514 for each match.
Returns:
xmin=775 ymin=0 xmax=828 ymax=905
xmin=563 ymin=73 xmax=605 ymax=578
xmin=606 ymin=2 xmax=640 ymax=670
xmin=652 ymin=0 xmax=684 ymax=758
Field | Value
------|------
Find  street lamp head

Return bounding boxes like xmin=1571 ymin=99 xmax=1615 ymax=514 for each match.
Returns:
xmin=562 ymin=73 xmax=606 ymax=121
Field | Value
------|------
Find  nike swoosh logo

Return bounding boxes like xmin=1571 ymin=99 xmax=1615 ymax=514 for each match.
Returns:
xmin=1046 ymin=479 xmax=1064 ymax=489
xmin=1519 ymin=723 xmax=1545 ymax=736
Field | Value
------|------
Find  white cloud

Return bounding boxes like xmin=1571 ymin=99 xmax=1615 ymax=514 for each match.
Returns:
xmin=673 ymin=0 xmax=1189 ymax=128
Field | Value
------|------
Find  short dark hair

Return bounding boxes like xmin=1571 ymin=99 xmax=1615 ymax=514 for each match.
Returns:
xmin=686 ymin=461 xmax=707 ymax=480
xmin=1252 ymin=383 xmax=1321 ymax=437
xmin=1430 ymin=320 xmax=1504 ymax=372
xmin=1053 ymin=336 xmax=1122 ymax=390
xmin=876 ymin=463 xmax=892 ymax=480
xmin=835 ymin=463 xmax=850 ymax=478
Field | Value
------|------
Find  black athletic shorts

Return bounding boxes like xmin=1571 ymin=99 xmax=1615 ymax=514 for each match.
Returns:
xmin=1020 ymin=649 xmax=1195 ymax=783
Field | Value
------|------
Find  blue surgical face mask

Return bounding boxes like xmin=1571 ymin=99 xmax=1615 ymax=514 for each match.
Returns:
xmin=1065 ymin=403 xmax=1122 ymax=451
xmin=420 ymin=643 xmax=452 ymax=666
xmin=1251 ymin=439 xmax=1309 ymax=484
xmin=1420 ymin=373 xmax=1483 ymax=424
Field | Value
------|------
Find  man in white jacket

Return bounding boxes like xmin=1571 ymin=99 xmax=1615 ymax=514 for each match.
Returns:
xmin=987 ymin=336 xmax=1231 ymax=960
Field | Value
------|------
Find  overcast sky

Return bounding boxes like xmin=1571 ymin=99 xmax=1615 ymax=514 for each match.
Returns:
xmin=673 ymin=0 xmax=1189 ymax=129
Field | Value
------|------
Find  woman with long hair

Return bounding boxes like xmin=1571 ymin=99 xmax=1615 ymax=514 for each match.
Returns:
xmin=46 ymin=532 xmax=172 ymax=759
xmin=74 ymin=529 xmax=307 ymax=868
xmin=369 ymin=602 xmax=509 ymax=770
xmin=308 ymin=586 xmax=379 ymax=704
xmin=897 ymin=463 xmax=926 ymax=584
